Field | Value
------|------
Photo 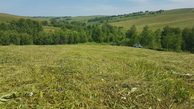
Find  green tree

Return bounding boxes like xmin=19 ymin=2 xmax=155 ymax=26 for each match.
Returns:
xmin=38 ymin=32 xmax=53 ymax=45
xmin=68 ymin=33 xmax=75 ymax=44
xmin=0 ymin=31 xmax=10 ymax=45
xmin=74 ymin=32 xmax=80 ymax=44
xmin=8 ymin=31 xmax=21 ymax=45
xmin=126 ymin=25 xmax=139 ymax=46
xmin=126 ymin=25 xmax=137 ymax=39
xmin=0 ymin=23 xmax=8 ymax=31
xmin=169 ymin=33 xmax=182 ymax=51
xmin=102 ymin=23 xmax=111 ymax=37
xmin=154 ymin=29 xmax=162 ymax=49
xmin=33 ymin=32 xmax=44 ymax=45
xmin=182 ymin=27 xmax=194 ymax=52
xmin=42 ymin=20 xmax=48 ymax=26
xmin=92 ymin=26 xmax=103 ymax=42
xmin=161 ymin=26 xmax=182 ymax=51
xmin=140 ymin=26 xmax=157 ymax=49
xmin=191 ymin=26 xmax=194 ymax=52
xmin=19 ymin=33 xmax=33 ymax=45
xmin=50 ymin=20 xmax=58 ymax=26
xmin=182 ymin=28 xmax=192 ymax=51
xmin=79 ymin=32 xmax=87 ymax=43
xmin=140 ymin=26 xmax=150 ymax=46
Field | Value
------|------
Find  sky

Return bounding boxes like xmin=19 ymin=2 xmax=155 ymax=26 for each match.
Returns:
xmin=0 ymin=0 xmax=193 ymax=16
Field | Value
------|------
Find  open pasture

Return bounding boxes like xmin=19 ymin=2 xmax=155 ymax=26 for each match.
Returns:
xmin=0 ymin=44 xmax=194 ymax=108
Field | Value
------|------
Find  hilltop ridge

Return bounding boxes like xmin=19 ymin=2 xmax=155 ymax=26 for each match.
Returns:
xmin=0 ymin=13 xmax=42 ymax=23
xmin=30 ymin=8 xmax=194 ymax=31
xmin=1 ymin=8 xmax=194 ymax=31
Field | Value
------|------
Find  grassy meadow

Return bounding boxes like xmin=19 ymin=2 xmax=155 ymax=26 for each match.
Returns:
xmin=0 ymin=13 xmax=42 ymax=23
xmin=0 ymin=44 xmax=194 ymax=108
xmin=161 ymin=8 xmax=194 ymax=15
xmin=110 ymin=13 xmax=194 ymax=32
xmin=43 ymin=26 xmax=60 ymax=33
xmin=1 ymin=8 xmax=194 ymax=33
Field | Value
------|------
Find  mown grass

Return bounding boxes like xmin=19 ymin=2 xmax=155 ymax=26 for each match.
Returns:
xmin=0 ymin=45 xmax=194 ymax=108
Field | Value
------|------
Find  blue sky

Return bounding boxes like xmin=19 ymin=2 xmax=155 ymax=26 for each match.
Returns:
xmin=0 ymin=0 xmax=193 ymax=16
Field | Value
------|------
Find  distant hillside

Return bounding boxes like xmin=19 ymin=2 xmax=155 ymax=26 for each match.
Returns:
xmin=0 ymin=13 xmax=59 ymax=32
xmin=161 ymin=8 xmax=194 ymax=15
xmin=110 ymin=8 xmax=194 ymax=31
xmin=0 ymin=13 xmax=42 ymax=23
xmin=34 ymin=8 xmax=194 ymax=31
xmin=35 ymin=15 xmax=108 ymax=23
xmin=1 ymin=8 xmax=194 ymax=32
xmin=64 ymin=8 xmax=194 ymax=31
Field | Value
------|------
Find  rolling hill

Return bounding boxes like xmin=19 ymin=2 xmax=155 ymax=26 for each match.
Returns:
xmin=1 ymin=8 xmax=194 ymax=32
xmin=110 ymin=8 xmax=194 ymax=31
xmin=35 ymin=15 xmax=108 ymax=22
xmin=0 ymin=13 xmax=60 ymax=32
xmin=35 ymin=8 xmax=194 ymax=32
xmin=0 ymin=13 xmax=42 ymax=23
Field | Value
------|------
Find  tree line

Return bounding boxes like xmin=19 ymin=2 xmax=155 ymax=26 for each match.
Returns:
xmin=126 ymin=25 xmax=194 ymax=52
xmin=0 ymin=18 xmax=194 ymax=53
xmin=0 ymin=19 xmax=90 ymax=45
xmin=87 ymin=10 xmax=164 ymax=23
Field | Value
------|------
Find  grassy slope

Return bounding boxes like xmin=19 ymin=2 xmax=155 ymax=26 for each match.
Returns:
xmin=36 ymin=15 xmax=108 ymax=22
xmin=0 ymin=13 xmax=60 ymax=32
xmin=0 ymin=45 xmax=193 ymax=108
xmin=40 ymin=16 xmax=107 ymax=32
xmin=111 ymin=13 xmax=194 ymax=32
xmin=162 ymin=8 xmax=194 ymax=15
xmin=110 ymin=8 xmax=194 ymax=31
xmin=2 ymin=8 xmax=194 ymax=32
xmin=0 ymin=13 xmax=42 ymax=23
xmin=43 ymin=26 xmax=60 ymax=32
xmin=66 ymin=15 xmax=108 ymax=22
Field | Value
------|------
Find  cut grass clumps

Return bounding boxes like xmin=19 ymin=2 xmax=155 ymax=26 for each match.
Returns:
xmin=0 ymin=45 xmax=194 ymax=108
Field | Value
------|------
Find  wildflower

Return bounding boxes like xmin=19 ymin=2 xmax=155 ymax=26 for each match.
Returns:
xmin=131 ymin=87 xmax=137 ymax=93
xmin=128 ymin=87 xmax=138 ymax=95
xmin=57 ymin=87 xmax=62 ymax=92
xmin=29 ymin=92 xmax=33 ymax=96
xmin=121 ymin=96 xmax=127 ymax=100
xmin=157 ymin=98 xmax=162 ymax=102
